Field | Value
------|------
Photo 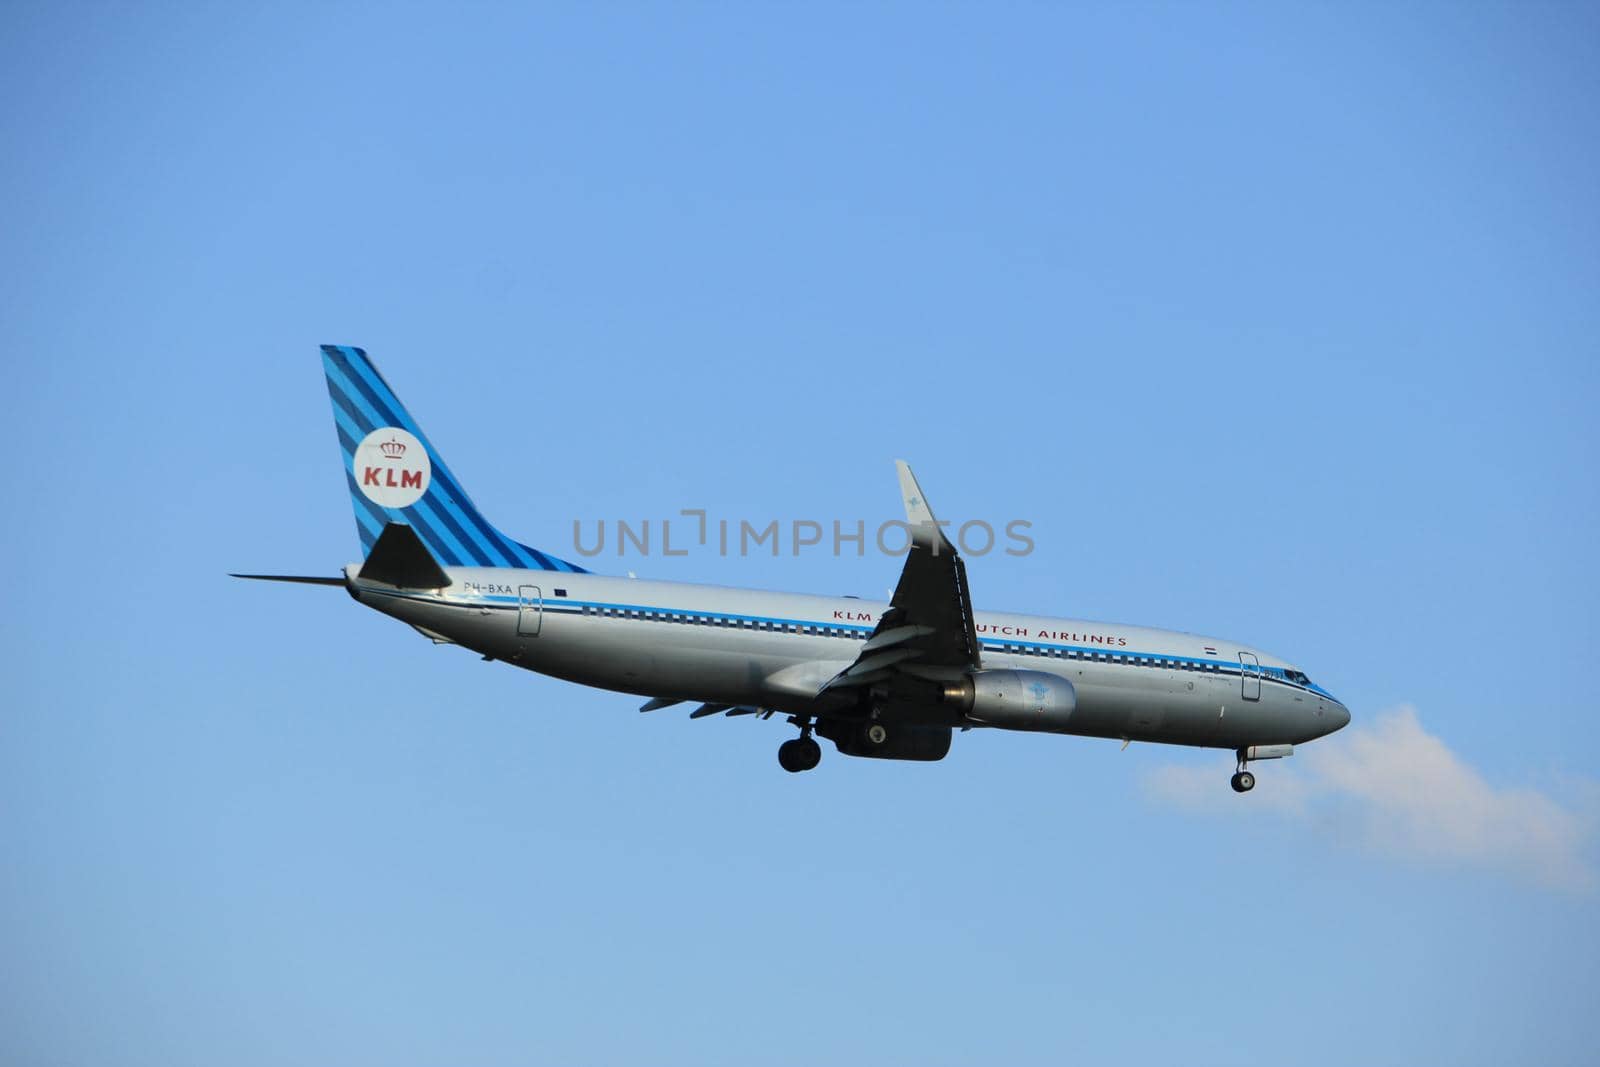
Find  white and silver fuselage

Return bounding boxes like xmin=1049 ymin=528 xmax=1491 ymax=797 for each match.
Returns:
xmin=348 ymin=566 xmax=1350 ymax=749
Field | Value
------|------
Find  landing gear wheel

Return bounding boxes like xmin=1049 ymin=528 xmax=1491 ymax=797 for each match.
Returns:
xmin=864 ymin=723 xmax=889 ymax=746
xmin=1230 ymin=771 xmax=1256 ymax=793
xmin=778 ymin=738 xmax=822 ymax=773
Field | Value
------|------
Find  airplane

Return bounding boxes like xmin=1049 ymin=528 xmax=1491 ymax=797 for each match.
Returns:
xmin=235 ymin=345 xmax=1351 ymax=792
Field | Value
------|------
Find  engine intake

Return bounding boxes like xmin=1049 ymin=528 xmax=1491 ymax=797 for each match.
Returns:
xmin=943 ymin=670 xmax=1076 ymax=732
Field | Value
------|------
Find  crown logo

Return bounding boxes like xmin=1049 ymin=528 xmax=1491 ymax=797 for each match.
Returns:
xmin=379 ymin=437 xmax=407 ymax=460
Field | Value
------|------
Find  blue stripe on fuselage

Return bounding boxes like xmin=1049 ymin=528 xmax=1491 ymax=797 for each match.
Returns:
xmin=363 ymin=587 xmax=1331 ymax=698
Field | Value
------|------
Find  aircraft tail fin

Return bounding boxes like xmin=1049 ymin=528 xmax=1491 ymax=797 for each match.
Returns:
xmin=320 ymin=345 xmax=586 ymax=573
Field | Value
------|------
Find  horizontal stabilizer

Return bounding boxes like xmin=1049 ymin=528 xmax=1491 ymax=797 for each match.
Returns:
xmin=229 ymin=574 xmax=345 ymax=586
xmin=358 ymin=523 xmax=452 ymax=589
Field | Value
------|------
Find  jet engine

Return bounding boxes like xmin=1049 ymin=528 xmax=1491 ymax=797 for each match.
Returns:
xmin=942 ymin=670 xmax=1076 ymax=731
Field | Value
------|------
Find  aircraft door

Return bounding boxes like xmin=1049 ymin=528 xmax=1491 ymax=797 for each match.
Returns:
xmin=517 ymin=585 xmax=542 ymax=636
xmin=1239 ymin=652 xmax=1261 ymax=701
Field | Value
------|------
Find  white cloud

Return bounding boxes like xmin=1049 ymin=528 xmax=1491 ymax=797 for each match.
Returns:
xmin=1144 ymin=706 xmax=1598 ymax=892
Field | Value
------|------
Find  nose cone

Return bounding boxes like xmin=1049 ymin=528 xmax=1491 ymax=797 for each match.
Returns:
xmin=1328 ymin=701 xmax=1351 ymax=733
xmin=1303 ymin=694 xmax=1350 ymax=742
xmin=1307 ymin=683 xmax=1351 ymax=738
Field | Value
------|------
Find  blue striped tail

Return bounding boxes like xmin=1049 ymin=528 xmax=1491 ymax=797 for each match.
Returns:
xmin=320 ymin=345 xmax=587 ymax=573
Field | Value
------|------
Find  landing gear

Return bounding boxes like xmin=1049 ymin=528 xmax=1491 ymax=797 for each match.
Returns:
xmin=1230 ymin=748 xmax=1257 ymax=793
xmin=778 ymin=717 xmax=822 ymax=773
xmin=864 ymin=722 xmax=888 ymax=747
xmin=778 ymin=736 xmax=821 ymax=773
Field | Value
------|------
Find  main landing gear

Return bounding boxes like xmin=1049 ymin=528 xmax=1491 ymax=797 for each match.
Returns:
xmin=778 ymin=718 xmax=822 ymax=773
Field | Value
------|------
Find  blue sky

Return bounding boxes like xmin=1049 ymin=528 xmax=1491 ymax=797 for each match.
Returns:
xmin=4 ymin=3 xmax=1597 ymax=1064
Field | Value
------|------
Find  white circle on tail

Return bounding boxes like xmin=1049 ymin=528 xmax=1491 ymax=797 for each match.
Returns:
xmin=353 ymin=427 xmax=431 ymax=508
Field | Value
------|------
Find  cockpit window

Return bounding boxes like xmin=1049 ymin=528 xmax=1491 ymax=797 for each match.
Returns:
xmin=1285 ymin=669 xmax=1311 ymax=686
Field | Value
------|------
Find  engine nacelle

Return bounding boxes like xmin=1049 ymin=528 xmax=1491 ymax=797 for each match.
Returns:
xmin=943 ymin=670 xmax=1076 ymax=732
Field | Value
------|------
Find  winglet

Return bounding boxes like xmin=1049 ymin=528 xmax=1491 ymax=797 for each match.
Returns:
xmin=894 ymin=460 xmax=956 ymax=554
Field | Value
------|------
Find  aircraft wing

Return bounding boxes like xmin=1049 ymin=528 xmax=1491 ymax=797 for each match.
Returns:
xmin=822 ymin=461 xmax=982 ymax=696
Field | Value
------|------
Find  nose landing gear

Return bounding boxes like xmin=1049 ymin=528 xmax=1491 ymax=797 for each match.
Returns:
xmin=1229 ymin=747 xmax=1259 ymax=793
xmin=1229 ymin=743 xmax=1293 ymax=792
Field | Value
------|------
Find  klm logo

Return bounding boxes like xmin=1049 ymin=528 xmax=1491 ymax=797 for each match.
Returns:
xmin=363 ymin=466 xmax=424 ymax=491
xmin=353 ymin=427 xmax=430 ymax=509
